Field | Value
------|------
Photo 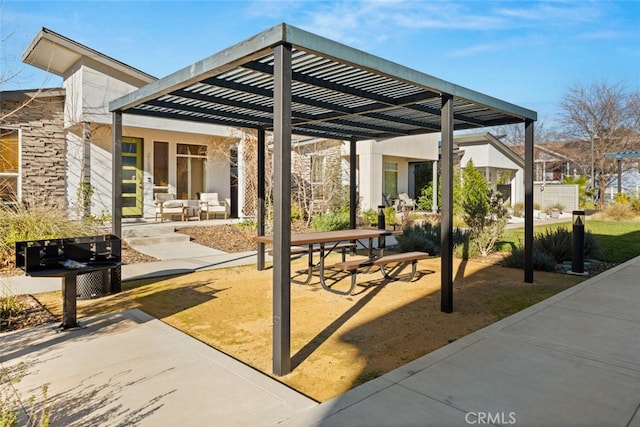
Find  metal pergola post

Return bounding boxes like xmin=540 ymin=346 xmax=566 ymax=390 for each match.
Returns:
xmin=272 ymin=43 xmax=293 ymax=376
xmin=112 ymin=111 xmax=122 ymax=238
xmin=524 ymin=119 xmax=535 ymax=283
xmin=440 ymin=94 xmax=454 ymax=313
xmin=350 ymin=136 xmax=357 ymax=229
xmin=617 ymin=157 xmax=622 ymax=194
xmin=257 ymin=127 xmax=266 ymax=271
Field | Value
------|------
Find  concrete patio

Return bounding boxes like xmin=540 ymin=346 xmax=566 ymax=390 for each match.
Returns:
xmin=1 ymin=223 xmax=638 ymax=426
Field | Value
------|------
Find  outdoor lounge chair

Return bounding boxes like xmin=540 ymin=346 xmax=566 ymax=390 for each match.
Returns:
xmin=155 ymin=193 xmax=185 ymax=222
xmin=200 ymin=192 xmax=228 ymax=219
xmin=395 ymin=193 xmax=416 ymax=212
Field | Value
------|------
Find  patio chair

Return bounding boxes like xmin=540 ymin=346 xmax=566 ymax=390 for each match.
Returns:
xmin=395 ymin=193 xmax=416 ymax=212
xmin=200 ymin=192 xmax=228 ymax=219
xmin=154 ymin=193 xmax=185 ymax=222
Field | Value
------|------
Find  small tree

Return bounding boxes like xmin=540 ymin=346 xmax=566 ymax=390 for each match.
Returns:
xmin=461 ymin=160 xmax=508 ymax=258
xmin=416 ymin=168 xmax=463 ymax=216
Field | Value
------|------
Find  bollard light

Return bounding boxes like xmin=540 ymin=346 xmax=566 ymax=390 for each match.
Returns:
xmin=571 ymin=210 xmax=586 ymax=275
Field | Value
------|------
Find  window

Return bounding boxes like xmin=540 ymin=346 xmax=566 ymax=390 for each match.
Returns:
xmin=384 ymin=162 xmax=398 ymax=199
xmin=154 ymin=141 xmax=169 ymax=186
xmin=176 ymin=143 xmax=207 ymax=199
xmin=0 ymin=128 xmax=20 ymax=202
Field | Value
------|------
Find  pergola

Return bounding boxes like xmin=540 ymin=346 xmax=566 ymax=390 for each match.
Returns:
xmin=110 ymin=23 xmax=536 ymax=375
xmin=604 ymin=151 xmax=640 ymax=194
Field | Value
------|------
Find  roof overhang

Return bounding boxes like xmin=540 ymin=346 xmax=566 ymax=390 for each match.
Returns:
xmin=456 ymin=133 xmax=525 ymax=168
xmin=110 ymin=23 xmax=537 ymax=141
xmin=23 ymin=27 xmax=156 ymax=85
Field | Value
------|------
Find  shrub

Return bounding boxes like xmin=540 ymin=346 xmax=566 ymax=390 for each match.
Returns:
xmin=584 ymin=231 xmax=603 ymax=260
xmin=631 ymin=197 xmax=640 ymax=215
xmin=512 ymin=202 xmax=524 ymax=218
xmin=460 ymin=161 xmax=508 ymax=258
xmin=597 ymin=202 xmax=637 ymax=221
xmin=502 ymin=245 xmax=558 ymax=272
xmin=454 ymin=231 xmax=478 ymax=259
xmin=291 ymin=200 xmax=305 ymax=222
xmin=311 ymin=210 xmax=350 ymax=231
xmin=534 ymin=227 xmax=602 ymax=263
xmin=237 ymin=219 xmax=257 ymax=232
xmin=614 ymin=193 xmax=630 ymax=204
xmin=384 ymin=206 xmax=396 ymax=226
xmin=396 ymin=222 xmax=470 ymax=257
xmin=534 ymin=228 xmax=572 ymax=262
xmin=546 ymin=203 xmax=565 ymax=214
xmin=396 ymin=223 xmax=440 ymax=254
xmin=0 ymin=293 xmax=25 ymax=325
xmin=361 ymin=209 xmax=377 ymax=225
xmin=1 ymin=362 xmax=52 ymax=427
xmin=0 ymin=203 xmax=98 ymax=268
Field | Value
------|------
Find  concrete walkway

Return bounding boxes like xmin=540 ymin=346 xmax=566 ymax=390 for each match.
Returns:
xmin=1 ymin=310 xmax=316 ymax=426
xmin=2 ymin=221 xmax=639 ymax=426
xmin=284 ymin=255 xmax=640 ymax=427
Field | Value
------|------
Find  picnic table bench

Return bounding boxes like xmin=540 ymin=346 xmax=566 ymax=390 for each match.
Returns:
xmin=333 ymin=251 xmax=430 ymax=295
xmin=256 ymin=228 xmax=411 ymax=294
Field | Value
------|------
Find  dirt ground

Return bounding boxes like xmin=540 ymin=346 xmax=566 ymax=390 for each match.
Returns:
xmin=33 ymin=230 xmax=586 ymax=402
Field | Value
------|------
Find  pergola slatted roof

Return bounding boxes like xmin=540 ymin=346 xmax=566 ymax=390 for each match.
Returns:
xmin=110 ymin=23 xmax=537 ymax=376
xmin=111 ymin=24 xmax=535 ymax=140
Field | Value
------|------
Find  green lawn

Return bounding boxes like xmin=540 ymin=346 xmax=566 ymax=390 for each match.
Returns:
xmin=498 ymin=220 xmax=640 ymax=264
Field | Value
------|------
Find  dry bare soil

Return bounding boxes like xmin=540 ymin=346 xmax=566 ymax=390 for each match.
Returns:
xmin=30 ymin=225 xmax=586 ymax=402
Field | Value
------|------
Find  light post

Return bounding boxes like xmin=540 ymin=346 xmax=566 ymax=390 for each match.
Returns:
xmin=570 ymin=210 xmax=588 ymax=276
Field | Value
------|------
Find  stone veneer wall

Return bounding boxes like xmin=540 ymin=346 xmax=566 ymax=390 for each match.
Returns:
xmin=0 ymin=90 xmax=67 ymax=208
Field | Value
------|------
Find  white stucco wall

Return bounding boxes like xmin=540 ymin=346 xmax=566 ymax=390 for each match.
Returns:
xmin=357 ymin=140 xmax=383 ymax=211
xmin=63 ymin=61 xmax=142 ymax=127
xmin=59 ymin=58 xmax=239 ymax=219
xmin=356 ymin=133 xmax=526 ymax=211
xmin=378 ymin=133 xmax=440 ymax=159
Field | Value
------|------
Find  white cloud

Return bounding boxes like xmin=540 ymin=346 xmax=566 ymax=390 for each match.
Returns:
xmin=447 ymin=43 xmax=501 ymax=58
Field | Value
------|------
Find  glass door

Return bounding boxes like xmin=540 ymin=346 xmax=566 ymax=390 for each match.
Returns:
xmin=121 ymin=136 xmax=143 ymax=217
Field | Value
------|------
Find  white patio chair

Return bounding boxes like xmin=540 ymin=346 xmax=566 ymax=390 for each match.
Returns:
xmin=200 ymin=192 xmax=228 ymax=219
xmin=154 ymin=193 xmax=185 ymax=222
xmin=396 ymin=193 xmax=416 ymax=212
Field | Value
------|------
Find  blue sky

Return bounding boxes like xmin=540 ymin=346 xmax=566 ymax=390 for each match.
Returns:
xmin=2 ymin=0 xmax=639 ymax=128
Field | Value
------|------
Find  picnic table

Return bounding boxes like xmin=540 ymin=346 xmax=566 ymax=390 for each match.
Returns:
xmin=256 ymin=229 xmax=427 ymax=295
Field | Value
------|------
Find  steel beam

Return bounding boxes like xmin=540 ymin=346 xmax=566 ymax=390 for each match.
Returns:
xmin=112 ymin=111 xmax=122 ymax=238
xmin=257 ymin=127 xmax=266 ymax=271
xmin=272 ymin=43 xmax=292 ymax=376
xmin=440 ymin=94 xmax=454 ymax=313
xmin=524 ymin=119 xmax=534 ymax=283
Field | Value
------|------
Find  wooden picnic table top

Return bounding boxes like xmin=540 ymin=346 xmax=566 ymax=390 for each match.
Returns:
xmin=255 ymin=228 xmax=401 ymax=246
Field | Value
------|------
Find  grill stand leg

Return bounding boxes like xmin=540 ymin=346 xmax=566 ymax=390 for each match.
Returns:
xmin=62 ymin=273 xmax=79 ymax=329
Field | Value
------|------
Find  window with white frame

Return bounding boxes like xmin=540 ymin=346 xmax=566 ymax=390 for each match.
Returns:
xmin=176 ymin=143 xmax=207 ymax=199
xmin=384 ymin=161 xmax=398 ymax=199
xmin=0 ymin=128 xmax=20 ymax=203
